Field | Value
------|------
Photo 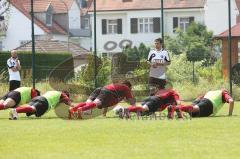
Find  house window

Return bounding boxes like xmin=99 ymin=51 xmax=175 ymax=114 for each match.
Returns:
xmin=46 ymin=7 xmax=53 ymax=26
xmin=102 ymin=19 xmax=122 ymax=35
xmin=138 ymin=18 xmax=153 ymax=33
xmin=179 ymin=18 xmax=190 ymax=32
xmin=46 ymin=13 xmax=52 ymax=26
xmin=81 ymin=0 xmax=87 ymax=8
xmin=107 ymin=20 xmax=118 ymax=34
xmin=83 ymin=18 xmax=89 ymax=29
xmin=131 ymin=17 xmax=160 ymax=34
xmin=173 ymin=17 xmax=194 ymax=32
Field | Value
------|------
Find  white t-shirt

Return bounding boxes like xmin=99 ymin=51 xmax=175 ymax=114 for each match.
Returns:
xmin=147 ymin=49 xmax=170 ymax=79
xmin=7 ymin=57 xmax=21 ymax=81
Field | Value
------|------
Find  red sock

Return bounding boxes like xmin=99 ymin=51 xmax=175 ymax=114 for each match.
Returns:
xmin=72 ymin=102 xmax=86 ymax=112
xmin=79 ymin=102 xmax=96 ymax=111
xmin=178 ymin=105 xmax=193 ymax=112
xmin=0 ymin=104 xmax=5 ymax=110
xmin=159 ymin=105 xmax=168 ymax=111
xmin=128 ymin=106 xmax=143 ymax=112
xmin=16 ymin=106 xmax=35 ymax=113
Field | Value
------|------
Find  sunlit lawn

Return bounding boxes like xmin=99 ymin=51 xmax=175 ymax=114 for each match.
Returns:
xmin=0 ymin=101 xmax=239 ymax=159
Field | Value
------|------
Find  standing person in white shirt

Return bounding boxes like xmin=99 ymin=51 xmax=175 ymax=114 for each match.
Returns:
xmin=147 ymin=38 xmax=171 ymax=95
xmin=7 ymin=50 xmax=21 ymax=91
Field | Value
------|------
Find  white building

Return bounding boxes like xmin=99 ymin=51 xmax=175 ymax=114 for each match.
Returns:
xmin=0 ymin=0 xmax=82 ymax=51
xmin=88 ymin=0 xmax=238 ymax=55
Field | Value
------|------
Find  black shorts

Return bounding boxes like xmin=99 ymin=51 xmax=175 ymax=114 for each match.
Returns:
xmin=148 ymin=77 xmax=166 ymax=89
xmin=88 ymin=87 xmax=102 ymax=101
xmin=29 ymin=96 xmax=49 ymax=117
xmin=192 ymin=98 xmax=213 ymax=117
xmin=90 ymin=88 xmax=118 ymax=109
xmin=9 ymin=80 xmax=21 ymax=91
xmin=141 ymin=96 xmax=165 ymax=113
xmin=1 ymin=91 xmax=21 ymax=108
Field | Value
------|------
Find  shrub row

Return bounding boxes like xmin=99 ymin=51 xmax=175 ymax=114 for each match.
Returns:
xmin=0 ymin=51 xmax=74 ymax=81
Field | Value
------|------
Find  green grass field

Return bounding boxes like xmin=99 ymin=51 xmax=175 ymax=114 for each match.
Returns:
xmin=0 ymin=102 xmax=239 ymax=159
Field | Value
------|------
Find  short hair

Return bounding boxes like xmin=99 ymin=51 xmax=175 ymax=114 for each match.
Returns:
xmin=35 ymin=89 xmax=41 ymax=96
xmin=122 ymin=80 xmax=132 ymax=88
xmin=11 ymin=49 xmax=16 ymax=52
xmin=155 ymin=38 xmax=163 ymax=44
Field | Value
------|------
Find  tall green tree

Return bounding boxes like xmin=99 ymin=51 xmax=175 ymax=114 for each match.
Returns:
xmin=186 ymin=42 xmax=209 ymax=82
xmin=166 ymin=22 xmax=215 ymax=65
xmin=165 ymin=22 xmax=217 ymax=83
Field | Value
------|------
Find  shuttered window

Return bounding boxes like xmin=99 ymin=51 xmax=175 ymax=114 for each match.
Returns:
xmin=131 ymin=18 xmax=138 ymax=34
xmin=173 ymin=16 xmax=194 ymax=32
xmin=102 ymin=19 xmax=122 ymax=34
xmin=131 ymin=17 xmax=160 ymax=34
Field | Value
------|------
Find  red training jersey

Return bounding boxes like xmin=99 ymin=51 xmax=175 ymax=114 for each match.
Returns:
xmin=59 ymin=92 xmax=71 ymax=106
xmin=154 ymin=89 xmax=180 ymax=105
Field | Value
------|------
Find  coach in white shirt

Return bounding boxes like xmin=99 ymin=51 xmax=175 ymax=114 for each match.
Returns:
xmin=147 ymin=38 xmax=171 ymax=95
xmin=7 ymin=50 xmax=21 ymax=91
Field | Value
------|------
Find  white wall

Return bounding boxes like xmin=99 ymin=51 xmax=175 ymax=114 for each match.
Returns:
xmin=127 ymin=10 xmax=164 ymax=49
xmin=164 ymin=9 xmax=205 ymax=36
xmin=92 ymin=12 xmax=127 ymax=54
xmin=69 ymin=1 xmax=81 ymax=29
xmin=91 ymin=9 xmax=204 ymax=54
xmin=204 ymin=0 xmax=238 ymax=35
xmin=79 ymin=37 xmax=91 ymax=51
xmin=2 ymin=6 xmax=45 ymax=50
xmin=91 ymin=1 xmax=238 ymax=54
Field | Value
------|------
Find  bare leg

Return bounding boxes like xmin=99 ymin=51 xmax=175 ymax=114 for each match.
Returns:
xmin=2 ymin=98 xmax=16 ymax=109
xmin=102 ymin=107 xmax=108 ymax=117
xmin=0 ymin=99 xmax=4 ymax=104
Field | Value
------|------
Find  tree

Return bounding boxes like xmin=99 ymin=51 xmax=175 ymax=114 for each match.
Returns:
xmin=166 ymin=22 xmax=215 ymax=63
xmin=165 ymin=22 xmax=217 ymax=83
xmin=165 ymin=35 xmax=182 ymax=55
xmin=186 ymin=42 xmax=209 ymax=82
xmin=138 ymin=43 xmax=150 ymax=59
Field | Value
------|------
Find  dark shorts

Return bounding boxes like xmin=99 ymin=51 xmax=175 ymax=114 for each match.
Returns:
xmin=148 ymin=77 xmax=166 ymax=89
xmin=89 ymin=88 xmax=118 ymax=109
xmin=88 ymin=87 xmax=102 ymax=101
xmin=9 ymin=80 xmax=21 ymax=91
xmin=1 ymin=91 xmax=21 ymax=108
xmin=28 ymin=96 xmax=49 ymax=117
xmin=141 ymin=96 xmax=165 ymax=113
xmin=192 ymin=98 xmax=213 ymax=117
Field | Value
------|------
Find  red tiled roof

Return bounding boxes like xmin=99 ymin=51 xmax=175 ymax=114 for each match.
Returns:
xmin=217 ymin=23 xmax=240 ymax=38
xmin=89 ymin=0 xmax=206 ymax=12
xmin=236 ymin=0 xmax=240 ymax=11
xmin=22 ymin=0 xmax=74 ymax=13
xmin=15 ymin=40 xmax=90 ymax=56
xmin=10 ymin=0 xmax=69 ymax=35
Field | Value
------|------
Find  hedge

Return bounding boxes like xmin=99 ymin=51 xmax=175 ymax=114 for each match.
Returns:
xmin=0 ymin=51 xmax=74 ymax=81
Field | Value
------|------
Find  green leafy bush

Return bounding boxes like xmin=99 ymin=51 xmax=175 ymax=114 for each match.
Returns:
xmin=0 ymin=51 xmax=74 ymax=81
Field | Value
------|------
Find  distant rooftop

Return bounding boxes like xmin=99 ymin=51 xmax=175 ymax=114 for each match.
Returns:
xmin=89 ymin=0 xmax=206 ymax=12
xmin=15 ymin=40 xmax=89 ymax=56
xmin=216 ymin=23 xmax=240 ymax=38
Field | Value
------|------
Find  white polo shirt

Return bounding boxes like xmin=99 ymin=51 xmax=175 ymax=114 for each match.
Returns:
xmin=147 ymin=49 xmax=170 ymax=79
xmin=7 ymin=57 xmax=21 ymax=81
